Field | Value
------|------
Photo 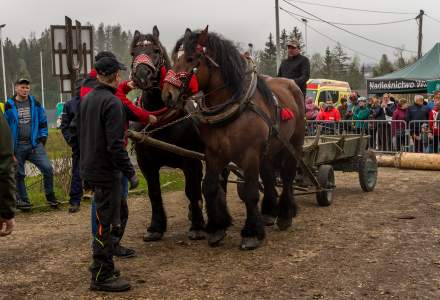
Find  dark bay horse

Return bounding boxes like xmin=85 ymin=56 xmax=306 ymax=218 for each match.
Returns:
xmin=162 ymin=27 xmax=305 ymax=250
xmin=130 ymin=26 xmax=206 ymax=241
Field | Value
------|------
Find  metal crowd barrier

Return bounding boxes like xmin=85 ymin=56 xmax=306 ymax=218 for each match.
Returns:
xmin=305 ymin=119 xmax=440 ymax=154
xmin=407 ymin=120 xmax=440 ymax=153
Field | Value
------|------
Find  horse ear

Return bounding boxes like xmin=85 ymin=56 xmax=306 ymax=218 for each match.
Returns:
xmin=197 ymin=25 xmax=209 ymax=47
xmin=152 ymin=26 xmax=159 ymax=38
xmin=133 ymin=30 xmax=141 ymax=42
xmin=184 ymin=28 xmax=192 ymax=40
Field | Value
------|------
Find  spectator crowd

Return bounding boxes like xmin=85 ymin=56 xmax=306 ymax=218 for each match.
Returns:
xmin=305 ymin=91 xmax=440 ymax=153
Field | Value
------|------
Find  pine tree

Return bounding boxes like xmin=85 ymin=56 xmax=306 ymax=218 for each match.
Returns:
xmin=322 ymin=47 xmax=333 ymax=78
xmin=95 ymin=23 xmax=106 ymax=52
xmin=310 ymin=53 xmax=324 ymax=77
xmin=104 ymin=25 xmax=113 ymax=51
xmin=373 ymin=54 xmax=394 ymax=77
xmin=0 ymin=38 xmax=20 ymax=99
xmin=345 ymin=56 xmax=365 ymax=89
xmin=257 ymin=33 xmax=277 ymax=76
xmin=393 ymin=48 xmax=407 ymax=69
xmin=279 ymin=29 xmax=288 ymax=59
xmin=332 ymin=43 xmax=349 ymax=80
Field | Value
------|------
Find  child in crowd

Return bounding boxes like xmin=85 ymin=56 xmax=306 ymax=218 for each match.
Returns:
xmin=420 ymin=123 xmax=432 ymax=153
xmin=305 ymin=96 xmax=319 ymax=135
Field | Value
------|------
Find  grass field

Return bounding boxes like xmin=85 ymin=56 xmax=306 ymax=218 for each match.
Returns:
xmin=24 ymin=169 xmax=185 ymax=212
xmin=45 ymin=128 xmax=71 ymax=159
xmin=23 ymin=128 xmax=185 ymax=212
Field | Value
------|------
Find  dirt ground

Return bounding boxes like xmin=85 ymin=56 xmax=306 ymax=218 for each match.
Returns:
xmin=1 ymin=167 xmax=440 ymax=300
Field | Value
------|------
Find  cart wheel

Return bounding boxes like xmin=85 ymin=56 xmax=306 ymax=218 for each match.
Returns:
xmin=358 ymin=150 xmax=378 ymax=192
xmin=316 ymin=165 xmax=335 ymax=207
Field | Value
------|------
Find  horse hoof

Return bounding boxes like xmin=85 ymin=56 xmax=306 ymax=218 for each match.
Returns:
xmin=276 ymin=217 xmax=293 ymax=231
xmin=240 ymin=237 xmax=260 ymax=250
xmin=188 ymin=230 xmax=206 ymax=240
xmin=143 ymin=231 xmax=164 ymax=242
xmin=208 ymin=230 xmax=226 ymax=247
xmin=262 ymin=215 xmax=276 ymax=226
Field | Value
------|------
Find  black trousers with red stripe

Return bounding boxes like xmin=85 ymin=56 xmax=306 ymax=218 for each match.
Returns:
xmin=90 ymin=178 xmax=121 ymax=282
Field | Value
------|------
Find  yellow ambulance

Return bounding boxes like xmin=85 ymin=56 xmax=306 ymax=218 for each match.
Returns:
xmin=306 ymin=79 xmax=351 ymax=106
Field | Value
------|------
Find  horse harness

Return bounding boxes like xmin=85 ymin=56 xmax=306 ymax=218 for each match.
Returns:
xmin=185 ymin=58 xmax=282 ymax=146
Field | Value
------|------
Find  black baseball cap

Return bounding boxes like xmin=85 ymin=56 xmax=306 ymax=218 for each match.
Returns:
xmin=95 ymin=51 xmax=116 ymax=62
xmin=94 ymin=56 xmax=126 ymax=76
xmin=15 ymin=78 xmax=30 ymax=85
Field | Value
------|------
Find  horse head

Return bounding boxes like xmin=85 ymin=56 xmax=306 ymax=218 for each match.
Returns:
xmin=130 ymin=26 xmax=170 ymax=91
xmin=162 ymin=26 xmax=246 ymax=109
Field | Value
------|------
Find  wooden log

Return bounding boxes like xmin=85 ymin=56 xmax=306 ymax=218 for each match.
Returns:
xmin=376 ymin=154 xmax=396 ymax=168
xmin=377 ymin=152 xmax=440 ymax=170
xmin=395 ymin=152 xmax=440 ymax=170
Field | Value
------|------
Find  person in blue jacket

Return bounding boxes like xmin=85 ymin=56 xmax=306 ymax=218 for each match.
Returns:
xmin=3 ymin=78 xmax=59 ymax=210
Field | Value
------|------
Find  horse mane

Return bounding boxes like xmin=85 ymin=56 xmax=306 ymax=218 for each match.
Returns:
xmin=130 ymin=33 xmax=171 ymax=69
xmin=175 ymin=31 xmax=247 ymax=99
xmin=256 ymin=76 xmax=275 ymax=106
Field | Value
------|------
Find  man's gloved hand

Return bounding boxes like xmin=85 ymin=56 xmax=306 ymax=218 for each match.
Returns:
xmin=38 ymin=137 xmax=47 ymax=146
xmin=129 ymin=174 xmax=139 ymax=190
xmin=148 ymin=115 xmax=157 ymax=125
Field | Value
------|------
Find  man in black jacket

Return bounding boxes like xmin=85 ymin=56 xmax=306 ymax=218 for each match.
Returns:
xmin=77 ymin=55 xmax=138 ymax=292
xmin=60 ymin=80 xmax=83 ymax=213
xmin=407 ymin=95 xmax=430 ymax=152
xmin=373 ymin=93 xmax=395 ymax=151
xmin=0 ymin=113 xmax=16 ymax=236
xmin=277 ymin=39 xmax=310 ymax=97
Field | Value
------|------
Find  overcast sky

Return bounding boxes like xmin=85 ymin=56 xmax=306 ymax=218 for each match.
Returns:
xmin=1 ymin=0 xmax=439 ymax=64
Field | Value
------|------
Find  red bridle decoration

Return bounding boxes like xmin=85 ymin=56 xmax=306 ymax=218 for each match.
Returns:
xmin=280 ymin=108 xmax=294 ymax=121
xmin=163 ymin=69 xmax=199 ymax=94
xmin=159 ymin=66 xmax=167 ymax=89
xmin=132 ymin=53 xmax=156 ymax=73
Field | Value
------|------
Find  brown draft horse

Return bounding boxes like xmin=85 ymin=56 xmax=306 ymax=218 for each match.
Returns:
xmin=162 ymin=27 xmax=305 ymax=250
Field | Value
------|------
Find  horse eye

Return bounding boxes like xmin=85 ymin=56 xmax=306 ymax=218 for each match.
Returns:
xmin=154 ymin=48 xmax=160 ymax=54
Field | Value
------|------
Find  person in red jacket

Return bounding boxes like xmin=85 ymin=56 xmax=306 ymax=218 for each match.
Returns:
xmin=429 ymin=93 xmax=440 ymax=153
xmin=316 ymin=99 xmax=342 ymax=122
xmin=80 ymin=51 xmax=158 ymax=258
xmin=316 ymin=98 xmax=341 ymax=134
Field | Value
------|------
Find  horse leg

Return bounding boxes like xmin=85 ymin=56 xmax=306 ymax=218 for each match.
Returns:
xmin=202 ymin=156 xmax=232 ymax=247
xmin=143 ymin=167 xmax=167 ymax=241
xmin=220 ymin=168 xmax=230 ymax=195
xmin=277 ymin=154 xmax=298 ymax=231
xmin=260 ymin=158 xmax=278 ymax=226
xmin=240 ymin=153 xmax=265 ymax=250
xmin=183 ymin=160 xmax=205 ymax=240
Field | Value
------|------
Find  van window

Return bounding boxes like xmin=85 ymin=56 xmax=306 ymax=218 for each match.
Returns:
xmin=318 ymin=91 xmax=339 ymax=103
xmin=306 ymin=90 xmax=317 ymax=101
